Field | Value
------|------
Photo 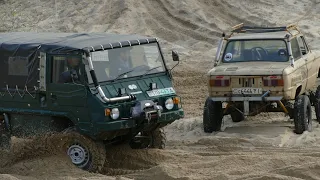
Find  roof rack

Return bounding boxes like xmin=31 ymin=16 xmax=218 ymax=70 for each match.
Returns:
xmin=228 ymin=23 xmax=300 ymax=38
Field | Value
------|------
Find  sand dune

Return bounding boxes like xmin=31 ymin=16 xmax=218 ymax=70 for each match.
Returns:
xmin=0 ymin=0 xmax=320 ymax=179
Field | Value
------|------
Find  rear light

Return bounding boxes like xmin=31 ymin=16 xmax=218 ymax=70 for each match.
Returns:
xmin=210 ymin=76 xmax=230 ymax=87
xmin=263 ymin=76 xmax=284 ymax=86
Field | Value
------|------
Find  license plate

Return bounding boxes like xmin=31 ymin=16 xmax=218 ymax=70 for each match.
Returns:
xmin=232 ymin=88 xmax=262 ymax=95
xmin=146 ymin=87 xmax=176 ymax=97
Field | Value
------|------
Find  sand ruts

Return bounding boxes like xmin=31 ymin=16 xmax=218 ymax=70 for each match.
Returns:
xmin=0 ymin=0 xmax=319 ymax=179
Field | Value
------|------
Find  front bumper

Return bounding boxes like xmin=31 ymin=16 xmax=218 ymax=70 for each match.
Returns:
xmin=210 ymin=95 xmax=284 ymax=116
xmin=95 ymin=109 xmax=184 ymax=132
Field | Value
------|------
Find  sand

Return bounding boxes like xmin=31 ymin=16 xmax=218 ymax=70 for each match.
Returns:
xmin=0 ymin=0 xmax=320 ymax=179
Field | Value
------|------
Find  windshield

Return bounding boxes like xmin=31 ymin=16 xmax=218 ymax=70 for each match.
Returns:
xmin=86 ymin=43 xmax=166 ymax=83
xmin=222 ymin=39 xmax=288 ymax=62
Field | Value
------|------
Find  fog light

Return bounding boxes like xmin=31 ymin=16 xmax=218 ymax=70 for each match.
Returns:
xmin=110 ymin=108 xmax=120 ymax=119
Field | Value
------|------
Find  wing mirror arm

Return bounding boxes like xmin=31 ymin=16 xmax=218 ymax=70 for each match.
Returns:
xmin=167 ymin=50 xmax=180 ymax=79
xmin=170 ymin=50 xmax=180 ymax=69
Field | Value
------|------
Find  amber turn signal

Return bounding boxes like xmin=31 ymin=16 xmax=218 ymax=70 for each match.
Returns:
xmin=173 ymin=97 xmax=180 ymax=104
xmin=105 ymin=108 xmax=111 ymax=116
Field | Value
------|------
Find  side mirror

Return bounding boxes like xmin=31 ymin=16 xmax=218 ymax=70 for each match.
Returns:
xmin=172 ymin=50 xmax=179 ymax=61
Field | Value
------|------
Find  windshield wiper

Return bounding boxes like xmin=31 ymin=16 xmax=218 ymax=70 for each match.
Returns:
xmin=140 ymin=66 xmax=162 ymax=78
xmin=112 ymin=69 xmax=135 ymax=81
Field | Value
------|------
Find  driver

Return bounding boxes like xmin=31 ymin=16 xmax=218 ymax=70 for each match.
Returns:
xmin=58 ymin=57 xmax=81 ymax=83
xmin=118 ymin=49 xmax=131 ymax=72
xmin=110 ymin=48 xmax=132 ymax=77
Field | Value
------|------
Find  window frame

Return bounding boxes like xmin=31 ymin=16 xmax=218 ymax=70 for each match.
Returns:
xmin=290 ymin=37 xmax=302 ymax=60
xmin=87 ymin=43 xmax=167 ymax=84
xmin=221 ymin=38 xmax=289 ymax=63
xmin=296 ymin=35 xmax=309 ymax=56
xmin=50 ymin=55 xmax=84 ymax=84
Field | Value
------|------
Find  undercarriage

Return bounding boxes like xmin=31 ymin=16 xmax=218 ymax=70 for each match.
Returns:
xmin=203 ymin=87 xmax=320 ymax=135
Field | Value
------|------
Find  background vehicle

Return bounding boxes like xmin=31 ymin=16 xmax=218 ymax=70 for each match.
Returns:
xmin=0 ymin=32 xmax=184 ymax=172
xmin=204 ymin=24 xmax=320 ymax=134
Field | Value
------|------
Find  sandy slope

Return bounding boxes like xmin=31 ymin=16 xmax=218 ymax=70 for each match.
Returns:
xmin=0 ymin=0 xmax=320 ymax=179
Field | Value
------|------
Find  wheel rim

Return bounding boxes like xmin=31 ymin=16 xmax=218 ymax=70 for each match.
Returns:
xmin=67 ymin=143 xmax=90 ymax=168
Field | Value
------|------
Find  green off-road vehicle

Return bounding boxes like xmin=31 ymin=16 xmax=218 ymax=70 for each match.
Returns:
xmin=203 ymin=24 xmax=320 ymax=134
xmin=0 ymin=32 xmax=184 ymax=171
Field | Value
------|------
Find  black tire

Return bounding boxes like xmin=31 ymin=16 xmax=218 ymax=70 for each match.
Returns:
xmin=61 ymin=130 xmax=106 ymax=172
xmin=0 ymin=133 xmax=11 ymax=150
xmin=130 ymin=128 xmax=166 ymax=149
xmin=0 ymin=117 xmax=11 ymax=150
xmin=230 ymin=109 xmax=244 ymax=122
xmin=149 ymin=128 xmax=166 ymax=149
xmin=203 ymin=98 xmax=223 ymax=133
xmin=294 ymin=95 xmax=312 ymax=134
xmin=314 ymin=85 xmax=320 ymax=123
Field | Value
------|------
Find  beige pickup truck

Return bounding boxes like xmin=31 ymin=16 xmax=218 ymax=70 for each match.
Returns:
xmin=203 ymin=24 xmax=320 ymax=134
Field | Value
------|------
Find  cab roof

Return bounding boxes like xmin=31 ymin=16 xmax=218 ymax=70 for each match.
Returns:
xmin=0 ymin=32 xmax=157 ymax=54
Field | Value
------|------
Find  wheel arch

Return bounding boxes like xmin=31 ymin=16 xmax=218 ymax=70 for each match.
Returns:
xmin=295 ymin=85 xmax=303 ymax=98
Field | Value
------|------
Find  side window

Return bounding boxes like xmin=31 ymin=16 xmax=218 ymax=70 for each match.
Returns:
xmin=301 ymin=36 xmax=309 ymax=55
xmin=52 ymin=56 xmax=82 ymax=83
xmin=223 ymin=41 xmax=241 ymax=62
xmin=291 ymin=38 xmax=301 ymax=60
xmin=297 ymin=36 xmax=308 ymax=55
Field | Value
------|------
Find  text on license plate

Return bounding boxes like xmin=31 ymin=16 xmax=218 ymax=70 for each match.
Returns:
xmin=232 ymin=88 xmax=262 ymax=94
xmin=146 ymin=87 xmax=176 ymax=97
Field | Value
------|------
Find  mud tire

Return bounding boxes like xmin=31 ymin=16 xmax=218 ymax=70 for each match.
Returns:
xmin=61 ymin=129 xmax=106 ymax=172
xmin=0 ymin=133 xmax=11 ymax=150
xmin=294 ymin=95 xmax=312 ymax=134
xmin=314 ymin=85 xmax=320 ymax=123
xmin=0 ymin=117 xmax=11 ymax=150
xmin=230 ymin=109 xmax=244 ymax=122
xmin=203 ymin=98 xmax=223 ymax=133
xmin=149 ymin=128 xmax=166 ymax=149
xmin=130 ymin=128 xmax=166 ymax=149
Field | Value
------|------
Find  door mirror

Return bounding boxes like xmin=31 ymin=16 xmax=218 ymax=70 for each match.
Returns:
xmin=172 ymin=50 xmax=179 ymax=61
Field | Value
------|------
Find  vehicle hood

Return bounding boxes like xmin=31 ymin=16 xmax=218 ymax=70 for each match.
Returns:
xmin=208 ymin=62 xmax=290 ymax=76
xmin=95 ymin=74 xmax=176 ymax=102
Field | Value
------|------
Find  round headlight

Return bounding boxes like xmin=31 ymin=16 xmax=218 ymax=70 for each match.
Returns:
xmin=110 ymin=108 xmax=120 ymax=119
xmin=165 ymin=98 xmax=174 ymax=110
